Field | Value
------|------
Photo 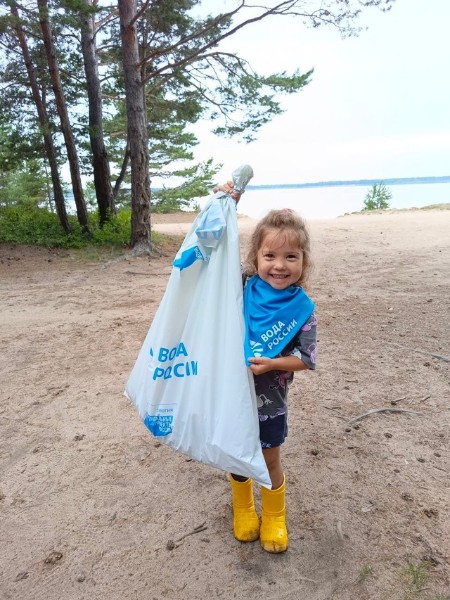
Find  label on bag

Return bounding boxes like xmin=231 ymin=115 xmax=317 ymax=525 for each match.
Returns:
xmin=144 ymin=411 xmax=174 ymax=436
xmin=149 ymin=343 xmax=199 ymax=381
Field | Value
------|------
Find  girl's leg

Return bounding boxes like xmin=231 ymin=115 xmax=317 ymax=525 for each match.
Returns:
xmin=260 ymin=445 xmax=288 ymax=553
xmin=262 ymin=446 xmax=284 ymax=490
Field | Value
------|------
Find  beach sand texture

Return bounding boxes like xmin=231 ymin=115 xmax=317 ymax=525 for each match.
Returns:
xmin=1 ymin=209 xmax=449 ymax=599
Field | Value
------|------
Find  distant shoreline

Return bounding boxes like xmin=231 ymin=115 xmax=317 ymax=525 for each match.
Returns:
xmin=151 ymin=202 xmax=450 ymax=226
xmin=247 ymin=175 xmax=450 ymax=190
xmin=340 ymin=202 xmax=450 ymax=217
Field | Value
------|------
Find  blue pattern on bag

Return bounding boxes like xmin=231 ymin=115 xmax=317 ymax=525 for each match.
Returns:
xmin=144 ymin=414 xmax=173 ymax=436
xmin=173 ymin=245 xmax=206 ymax=270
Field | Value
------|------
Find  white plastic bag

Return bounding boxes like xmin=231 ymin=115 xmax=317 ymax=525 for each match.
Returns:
xmin=125 ymin=192 xmax=271 ymax=487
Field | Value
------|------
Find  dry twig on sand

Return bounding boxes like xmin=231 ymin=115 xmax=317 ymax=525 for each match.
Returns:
xmin=412 ymin=349 xmax=450 ymax=362
xmin=388 ymin=342 xmax=450 ymax=363
xmin=322 ymin=405 xmax=347 ymax=420
xmin=166 ymin=522 xmax=208 ymax=550
xmin=347 ymin=407 xmax=424 ymax=425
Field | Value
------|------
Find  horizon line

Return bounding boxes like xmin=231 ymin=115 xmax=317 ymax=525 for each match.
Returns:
xmin=247 ymin=175 xmax=450 ymax=190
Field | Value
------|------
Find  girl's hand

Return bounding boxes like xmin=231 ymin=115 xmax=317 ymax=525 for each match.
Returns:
xmin=213 ymin=180 xmax=241 ymax=201
xmin=248 ymin=356 xmax=274 ymax=375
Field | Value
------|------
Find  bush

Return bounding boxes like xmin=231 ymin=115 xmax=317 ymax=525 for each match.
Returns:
xmin=0 ymin=206 xmax=132 ymax=248
xmin=363 ymin=183 xmax=392 ymax=211
xmin=0 ymin=206 xmax=80 ymax=247
xmin=91 ymin=209 xmax=131 ymax=245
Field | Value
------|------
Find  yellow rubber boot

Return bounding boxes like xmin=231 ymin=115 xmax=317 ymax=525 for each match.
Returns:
xmin=229 ymin=476 xmax=260 ymax=542
xmin=260 ymin=475 xmax=288 ymax=553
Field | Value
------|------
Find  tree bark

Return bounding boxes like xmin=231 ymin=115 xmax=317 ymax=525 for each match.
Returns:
xmin=37 ymin=0 xmax=90 ymax=233
xmin=113 ymin=142 xmax=130 ymax=201
xmin=118 ymin=0 xmax=151 ymax=250
xmin=79 ymin=0 xmax=115 ymax=225
xmin=11 ymin=4 xmax=70 ymax=234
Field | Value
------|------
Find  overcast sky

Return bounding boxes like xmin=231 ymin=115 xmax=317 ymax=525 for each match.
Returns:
xmin=189 ymin=0 xmax=450 ymax=186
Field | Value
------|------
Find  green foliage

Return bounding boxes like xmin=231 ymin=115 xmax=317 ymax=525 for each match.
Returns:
xmin=0 ymin=5 xmax=72 ymax=164
xmin=91 ymin=209 xmax=131 ymax=245
xmin=0 ymin=205 xmax=132 ymax=248
xmin=363 ymin=183 xmax=392 ymax=210
xmin=212 ymin=69 xmax=313 ymax=142
xmin=0 ymin=160 xmax=49 ymax=209
xmin=152 ymin=159 xmax=220 ymax=212
xmin=401 ymin=559 xmax=431 ymax=592
xmin=0 ymin=205 xmax=78 ymax=247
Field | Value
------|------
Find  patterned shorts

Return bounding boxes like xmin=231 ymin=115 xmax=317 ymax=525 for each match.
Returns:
xmin=259 ymin=413 xmax=288 ymax=449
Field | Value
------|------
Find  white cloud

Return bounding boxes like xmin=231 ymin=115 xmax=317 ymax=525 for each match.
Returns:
xmin=191 ymin=0 xmax=450 ymax=184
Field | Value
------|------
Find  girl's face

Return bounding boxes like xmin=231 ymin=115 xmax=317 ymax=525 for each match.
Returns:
xmin=257 ymin=230 xmax=303 ymax=290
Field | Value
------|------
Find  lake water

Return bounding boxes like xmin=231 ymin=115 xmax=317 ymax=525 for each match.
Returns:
xmin=225 ymin=182 xmax=450 ymax=220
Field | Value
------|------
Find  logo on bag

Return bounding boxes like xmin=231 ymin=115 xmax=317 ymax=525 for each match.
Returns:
xmin=150 ymin=342 xmax=198 ymax=381
xmin=173 ymin=245 xmax=206 ymax=270
xmin=144 ymin=414 xmax=173 ymax=437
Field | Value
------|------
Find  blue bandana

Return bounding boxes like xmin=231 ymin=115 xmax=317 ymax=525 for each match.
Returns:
xmin=243 ymin=275 xmax=315 ymax=364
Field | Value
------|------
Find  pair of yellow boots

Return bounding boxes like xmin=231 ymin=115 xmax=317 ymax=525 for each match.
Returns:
xmin=230 ymin=475 xmax=288 ymax=553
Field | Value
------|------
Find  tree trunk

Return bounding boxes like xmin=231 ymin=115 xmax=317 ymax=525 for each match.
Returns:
xmin=79 ymin=0 xmax=115 ymax=225
xmin=113 ymin=142 xmax=130 ymax=201
xmin=37 ymin=0 xmax=90 ymax=233
xmin=11 ymin=4 xmax=70 ymax=234
xmin=118 ymin=0 xmax=151 ymax=250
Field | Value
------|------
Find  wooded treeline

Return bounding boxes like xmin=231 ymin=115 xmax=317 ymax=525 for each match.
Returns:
xmin=0 ymin=0 xmax=394 ymax=250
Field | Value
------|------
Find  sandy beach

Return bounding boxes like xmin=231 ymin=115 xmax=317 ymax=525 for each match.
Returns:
xmin=1 ymin=208 xmax=449 ymax=599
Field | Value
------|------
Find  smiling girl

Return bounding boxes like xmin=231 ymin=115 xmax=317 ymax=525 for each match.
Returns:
xmin=230 ymin=208 xmax=317 ymax=553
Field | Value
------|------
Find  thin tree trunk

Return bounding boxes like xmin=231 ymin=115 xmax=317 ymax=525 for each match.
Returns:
xmin=79 ymin=0 xmax=115 ymax=225
xmin=37 ymin=0 xmax=90 ymax=233
xmin=43 ymin=163 xmax=54 ymax=212
xmin=118 ymin=0 xmax=151 ymax=250
xmin=11 ymin=4 xmax=70 ymax=234
xmin=113 ymin=142 xmax=130 ymax=200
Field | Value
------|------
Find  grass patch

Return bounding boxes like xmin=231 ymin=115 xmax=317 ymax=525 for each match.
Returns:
xmin=66 ymin=244 xmax=128 ymax=263
xmin=401 ymin=559 xmax=431 ymax=592
xmin=358 ymin=564 xmax=373 ymax=582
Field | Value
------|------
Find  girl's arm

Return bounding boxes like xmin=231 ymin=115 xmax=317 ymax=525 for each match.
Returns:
xmin=249 ymin=311 xmax=318 ymax=375
xmin=248 ymin=355 xmax=307 ymax=375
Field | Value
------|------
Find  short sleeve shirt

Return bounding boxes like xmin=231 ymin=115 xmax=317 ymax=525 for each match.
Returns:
xmin=254 ymin=311 xmax=317 ymax=419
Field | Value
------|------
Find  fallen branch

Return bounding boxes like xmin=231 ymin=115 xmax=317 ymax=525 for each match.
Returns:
xmin=296 ymin=575 xmax=318 ymax=584
xmin=322 ymin=405 xmax=347 ymax=420
xmin=412 ymin=349 xmax=449 ymax=362
xmin=166 ymin=522 xmax=208 ymax=550
xmin=175 ymin=522 xmax=208 ymax=542
xmin=348 ymin=407 xmax=423 ymax=425
xmin=124 ymin=270 xmax=151 ymax=276
xmin=390 ymin=396 xmax=406 ymax=405
xmin=387 ymin=343 xmax=449 ymax=363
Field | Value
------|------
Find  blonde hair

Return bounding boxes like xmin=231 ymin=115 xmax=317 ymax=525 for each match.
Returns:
xmin=244 ymin=209 xmax=312 ymax=288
